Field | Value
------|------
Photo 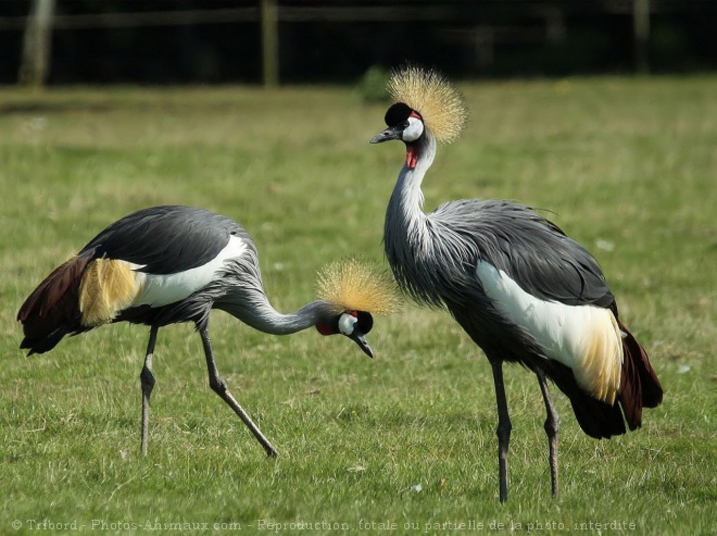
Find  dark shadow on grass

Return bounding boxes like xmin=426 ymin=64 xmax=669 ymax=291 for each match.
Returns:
xmin=0 ymin=99 xmax=245 ymax=115
xmin=0 ymin=102 xmax=114 ymax=115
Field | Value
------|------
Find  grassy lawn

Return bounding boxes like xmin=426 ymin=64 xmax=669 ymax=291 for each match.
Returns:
xmin=0 ymin=76 xmax=715 ymax=535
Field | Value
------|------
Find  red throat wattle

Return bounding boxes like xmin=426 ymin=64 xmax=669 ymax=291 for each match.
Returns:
xmin=406 ymin=145 xmax=418 ymax=169
xmin=316 ymin=323 xmax=332 ymax=336
xmin=405 ymin=110 xmax=422 ymax=170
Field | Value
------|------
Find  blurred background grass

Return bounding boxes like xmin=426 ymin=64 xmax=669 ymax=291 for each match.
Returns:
xmin=0 ymin=76 xmax=715 ymax=534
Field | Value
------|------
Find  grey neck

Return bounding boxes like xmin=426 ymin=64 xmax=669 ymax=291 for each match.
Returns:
xmin=394 ymin=134 xmax=436 ymax=215
xmin=217 ymin=290 xmax=333 ymax=335
xmin=385 ymin=133 xmax=437 ymax=252
xmin=384 ymin=132 xmax=449 ymax=308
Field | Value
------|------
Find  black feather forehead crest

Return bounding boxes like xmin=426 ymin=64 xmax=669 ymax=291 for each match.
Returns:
xmin=316 ymin=258 xmax=401 ymax=315
xmin=387 ymin=65 xmax=468 ymax=144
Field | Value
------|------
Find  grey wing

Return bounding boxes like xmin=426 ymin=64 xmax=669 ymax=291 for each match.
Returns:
xmin=434 ymin=199 xmax=615 ymax=309
xmin=79 ymin=205 xmax=253 ymax=275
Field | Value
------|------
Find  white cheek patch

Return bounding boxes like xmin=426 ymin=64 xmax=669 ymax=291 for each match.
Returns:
xmin=338 ymin=313 xmax=358 ymax=336
xmin=402 ymin=117 xmax=424 ymax=142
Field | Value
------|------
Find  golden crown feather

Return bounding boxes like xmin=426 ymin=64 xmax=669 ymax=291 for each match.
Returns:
xmin=387 ymin=65 xmax=468 ymax=144
xmin=316 ymin=258 xmax=401 ymax=315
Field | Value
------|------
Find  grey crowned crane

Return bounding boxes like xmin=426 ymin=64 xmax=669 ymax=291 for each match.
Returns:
xmin=18 ymin=205 xmax=398 ymax=458
xmin=370 ymin=67 xmax=663 ymax=502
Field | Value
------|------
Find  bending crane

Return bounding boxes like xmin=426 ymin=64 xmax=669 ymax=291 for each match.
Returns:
xmin=18 ymin=205 xmax=396 ymax=457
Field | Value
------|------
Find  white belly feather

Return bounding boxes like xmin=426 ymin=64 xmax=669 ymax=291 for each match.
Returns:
xmin=132 ymin=235 xmax=247 ymax=308
xmin=476 ymin=261 xmax=623 ymax=403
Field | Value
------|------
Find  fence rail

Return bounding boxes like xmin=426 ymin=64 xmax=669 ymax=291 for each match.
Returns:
xmin=1 ymin=1 xmax=714 ymax=31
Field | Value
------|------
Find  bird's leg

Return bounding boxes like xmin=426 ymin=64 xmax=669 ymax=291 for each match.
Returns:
xmin=490 ymin=360 xmax=512 ymax=503
xmin=199 ymin=328 xmax=279 ymax=458
xmin=536 ymin=368 xmax=560 ymax=497
xmin=140 ymin=325 xmax=158 ymax=456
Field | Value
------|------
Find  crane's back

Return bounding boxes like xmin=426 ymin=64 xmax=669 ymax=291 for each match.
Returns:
xmin=18 ymin=206 xmax=259 ymax=354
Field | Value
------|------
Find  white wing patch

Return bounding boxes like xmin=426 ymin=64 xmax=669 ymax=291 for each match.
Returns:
xmin=476 ymin=261 xmax=623 ymax=403
xmin=132 ymin=235 xmax=247 ymax=308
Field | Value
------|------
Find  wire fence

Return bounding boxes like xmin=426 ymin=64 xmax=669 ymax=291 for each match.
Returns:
xmin=1 ymin=1 xmax=714 ymax=30
xmin=3 ymin=1 xmax=716 ymax=85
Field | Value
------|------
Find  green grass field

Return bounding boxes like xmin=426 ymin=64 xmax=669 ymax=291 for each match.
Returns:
xmin=1 ymin=76 xmax=715 ymax=535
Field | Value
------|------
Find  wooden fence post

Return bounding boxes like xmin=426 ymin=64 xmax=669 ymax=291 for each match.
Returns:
xmin=261 ymin=0 xmax=279 ymax=87
xmin=19 ymin=0 xmax=56 ymax=87
xmin=633 ymin=0 xmax=650 ymax=74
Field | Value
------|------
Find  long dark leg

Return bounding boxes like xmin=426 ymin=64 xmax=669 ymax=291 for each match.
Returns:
xmin=199 ymin=327 xmax=279 ymax=458
xmin=490 ymin=360 xmax=512 ymax=503
xmin=140 ymin=325 xmax=158 ymax=456
xmin=536 ymin=368 xmax=560 ymax=497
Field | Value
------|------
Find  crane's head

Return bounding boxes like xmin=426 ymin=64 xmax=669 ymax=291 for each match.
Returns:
xmin=314 ymin=259 xmax=400 ymax=359
xmin=370 ymin=102 xmax=425 ymax=144
xmin=316 ymin=310 xmax=374 ymax=358
xmin=370 ymin=66 xmax=467 ymax=167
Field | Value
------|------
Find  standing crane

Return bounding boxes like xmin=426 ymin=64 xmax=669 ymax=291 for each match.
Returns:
xmin=18 ymin=205 xmax=397 ymax=458
xmin=369 ymin=67 xmax=663 ymax=502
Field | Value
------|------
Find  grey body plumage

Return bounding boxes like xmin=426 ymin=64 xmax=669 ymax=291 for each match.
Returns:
xmin=109 ymin=207 xmax=342 ymax=337
xmin=385 ymin=136 xmax=611 ymax=312
xmin=383 ymin=134 xmax=614 ymax=364
xmin=83 ymin=206 xmax=243 ymax=274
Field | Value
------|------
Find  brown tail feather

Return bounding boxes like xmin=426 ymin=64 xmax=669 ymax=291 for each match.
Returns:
xmin=18 ymin=253 xmax=94 ymax=354
xmin=543 ymin=319 xmax=663 ymax=439
xmin=617 ymin=321 xmax=663 ymax=431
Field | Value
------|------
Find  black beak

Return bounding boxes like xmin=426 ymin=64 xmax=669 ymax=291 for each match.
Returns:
xmin=349 ymin=331 xmax=374 ymax=358
xmin=370 ymin=124 xmax=403 ymax=144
